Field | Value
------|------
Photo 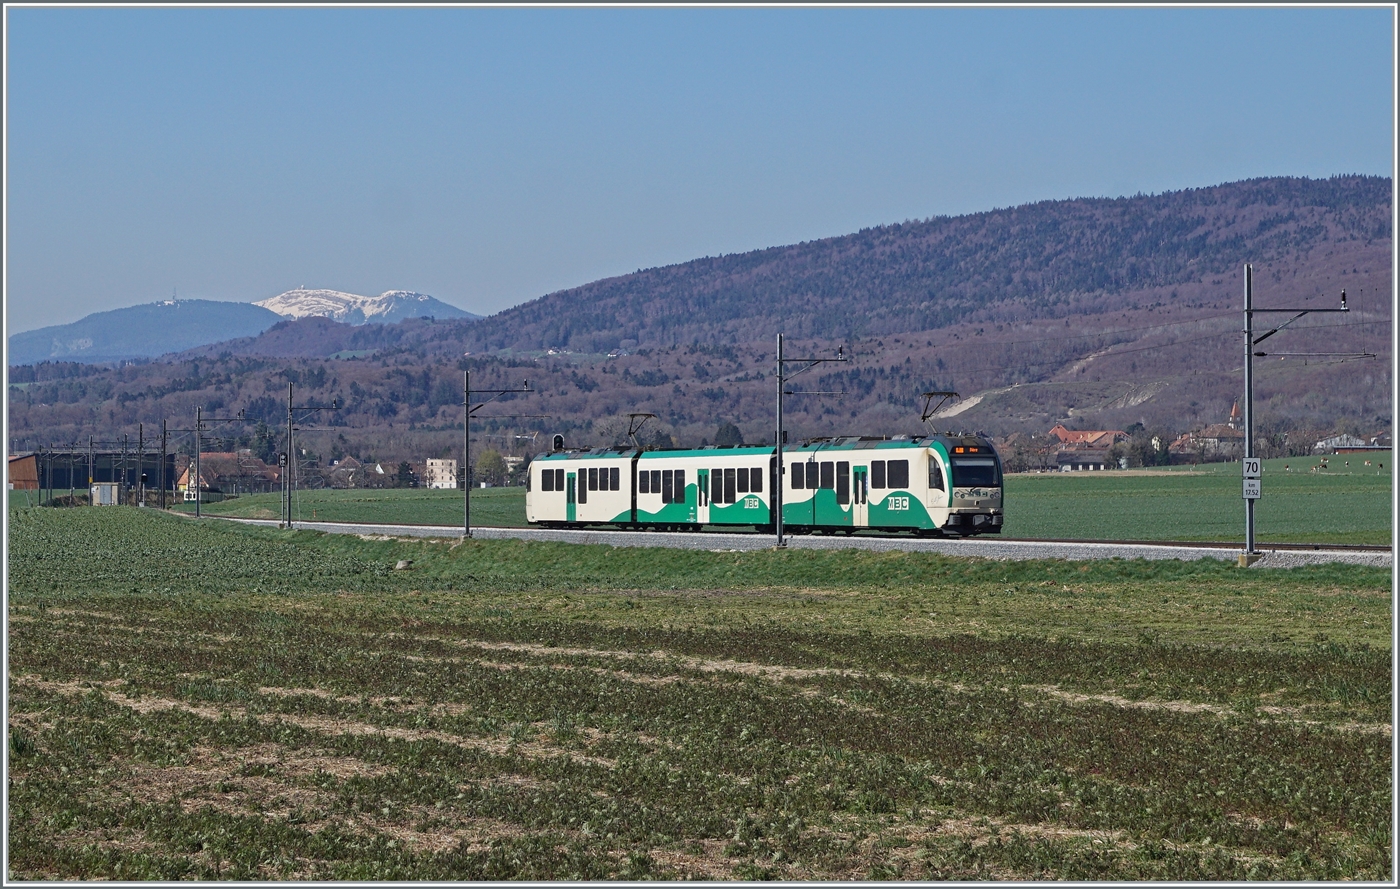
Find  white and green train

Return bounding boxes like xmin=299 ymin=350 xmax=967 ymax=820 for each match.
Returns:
xmin=525 ymin=433 xmax=1003 ymax=536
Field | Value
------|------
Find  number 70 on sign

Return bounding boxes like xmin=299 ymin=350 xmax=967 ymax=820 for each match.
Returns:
xmin=1242 ymin=458 xmax=1261 ymax=499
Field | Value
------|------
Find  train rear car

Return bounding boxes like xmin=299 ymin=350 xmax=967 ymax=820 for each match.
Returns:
xmin=526 ymin=447 xmax=636 ymax=525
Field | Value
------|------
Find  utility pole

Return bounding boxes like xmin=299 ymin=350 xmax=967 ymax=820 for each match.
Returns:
xmin=194 ymin=407 xmax=247 ymax=518
xmin=282 ymin=383 xmax=339 ymax=528
xmin=285 ymin=383 xmax=292 ymax=527
xmin=462 ymin=370 xmax=531 ymax=537
xmin=1240 ymin=263 xmax=1357 ymax=563
xmin=773 ymin=334 xmax=847 ymax=548
xmin=195 ymin=407 xmax=202 ymax=518
xmin=160 ymin=420 xmax=168 ymax=509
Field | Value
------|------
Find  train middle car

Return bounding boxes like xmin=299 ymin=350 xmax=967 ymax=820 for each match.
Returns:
xmin=525 ymin=434 xmax=1003 ymax=536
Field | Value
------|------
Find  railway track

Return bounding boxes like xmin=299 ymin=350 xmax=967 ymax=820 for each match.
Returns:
xmin=207 ymin=514 xmax=1389 ymax=552
xmin=1005 ymin=538 xmax=1391 ymax=553
xmin=210 ymin=515 xmax=1389 ymax=565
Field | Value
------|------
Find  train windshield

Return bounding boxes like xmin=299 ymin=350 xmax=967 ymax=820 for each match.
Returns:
xmin=950 ymin=456 xmax=1001 ymax=487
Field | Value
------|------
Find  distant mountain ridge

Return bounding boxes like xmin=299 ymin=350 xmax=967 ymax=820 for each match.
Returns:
xmin=9 ymin=289 xmax=478 ymax=366
xmin=6 ymin=300 xmax=283 ymax=366
xmin=254 ymin=288 xmax=478 ymax=325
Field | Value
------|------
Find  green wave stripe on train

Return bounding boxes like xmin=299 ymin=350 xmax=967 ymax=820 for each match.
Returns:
xmin=868 ymin=491 xmax=937 ymax=529
xmin=708 ymin=496 xmax=770 ymax=524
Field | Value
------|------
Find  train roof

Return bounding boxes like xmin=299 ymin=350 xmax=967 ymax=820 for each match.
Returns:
xmin=785 ymin=433 xmax=995 ymax=454
xmin=532 ymin=434 xmax=996 ymax=462
xmin=533 ymin=446 xmax=640 ymax=461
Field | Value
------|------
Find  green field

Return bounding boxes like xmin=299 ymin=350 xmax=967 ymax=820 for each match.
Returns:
xmin=7 ymin=507 xmax=1391 ymax=880
xmin=166 ymin=456 xmax=1392 ymax=544
xmin=170 ymin=486 xmax=525 ymax=529
xmin=1009 ymin=457 xmax=1392 ymax=545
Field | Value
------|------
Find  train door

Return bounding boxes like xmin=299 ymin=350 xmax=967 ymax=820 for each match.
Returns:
xmin=566 ymin=472 xmax=577 ymax=522
xmin=805 ymin=458 xmax=818 ymax=525
xmin=926 ymin=451 xmax=949 ymax=512
xmin=852 ymin=465 xmax=869 ymax=527
xmin=697 ymin=469 xmax=710 ymax=524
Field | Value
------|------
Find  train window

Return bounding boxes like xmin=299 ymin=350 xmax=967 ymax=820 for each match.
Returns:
xmin=675 ymin=470 xmax=685 ymax=502
xmin=836 ymin=462 xmax=850 ymax=505
xmin=951 ymin=456 xmax=1001 ymax=487
xmin=820 ymin=461 xmax=834 ymax=490
xmin=566 ymin=475 xmax=575 ymax=504
xmin=929 ymin=459 xmax=945 ymax=491
xmin=790 ymin=462 xmax=805 ymax=489
xmin=724 ymin=467 xmax=736 ymax=503
xmin=578 ymin=472 xmax=587 ymax=503
xmin=639 ymin=470 xmax=650 ymax=493
xmin=871 ymin=460 xmax=886 ymax=489
xmin=609 ymin=467 xmax=620 ymax=491
xmin=699 ymin=471 xmax=707 ymax=505
xmin=662 ymin=470 xmax=674 ymax=503
xmin=588 ymin=467 xmax=598 ymax=491
xmin=736 ymin=467 xmax=749 ymax=494
xmin=709 ymin=469 xmax=721 ymax=502
xmin=750 ymin=467 xmax=762 ymax=493
xmin=888 ymin=460 xmax=909 ymax=489
xmin=541 ymin=468 xmax=555 ymax=492
xmin=553 ymin=469 xmax=563 ymax=491
xmin=651 ymin=470 xmax=661 ymax=493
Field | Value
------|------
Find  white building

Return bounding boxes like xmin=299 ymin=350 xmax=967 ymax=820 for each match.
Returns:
xmin=424 ymin=458 xmax=459 ymax=490
xmin=1314 ymin=434 xmax=1366 ymax=452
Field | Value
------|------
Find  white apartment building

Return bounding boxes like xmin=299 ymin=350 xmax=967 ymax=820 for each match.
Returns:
xmin=424 ymin=458 xmax=459 ymax=490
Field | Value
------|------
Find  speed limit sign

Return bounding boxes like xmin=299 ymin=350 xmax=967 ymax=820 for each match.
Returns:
xmin=1242 ymin=458 xmax=1261 ymax=478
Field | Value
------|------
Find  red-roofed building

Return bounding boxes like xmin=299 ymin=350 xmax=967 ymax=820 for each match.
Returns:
xmin=1047 ymin=424 xmax=1129 ymax=449
xmin=176 ymin=450 xmax=280 ymax=499
xmin=1047 ymin=424 xmax=1129 ymax=471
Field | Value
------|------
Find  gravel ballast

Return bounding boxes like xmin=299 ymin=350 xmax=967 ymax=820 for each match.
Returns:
xmin=215 ymin=518 xmax=1390 ymax=568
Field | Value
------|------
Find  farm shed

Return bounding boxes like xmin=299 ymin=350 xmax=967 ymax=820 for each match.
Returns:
xmin=8 ymin=454 xmax=39 ymax=490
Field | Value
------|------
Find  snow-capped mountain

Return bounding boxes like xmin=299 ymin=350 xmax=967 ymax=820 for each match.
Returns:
xmin=254 ymin=288 xmax=478 ymax=325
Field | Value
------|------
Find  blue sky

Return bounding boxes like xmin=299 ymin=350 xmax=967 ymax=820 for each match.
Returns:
xmin=5 ymin=6 xmax=1394 ymax=333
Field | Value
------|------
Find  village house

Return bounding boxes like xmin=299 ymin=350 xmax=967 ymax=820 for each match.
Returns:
xmin=1167 ymin=402 xmax=1245 ymax=462
xmin=1046 ymin=424 xmax=1129 ymax=471
xmin=324 ymin=456 xmax=364 ymax=488
xmin=176 ymin=450 xmax=279 ymax=499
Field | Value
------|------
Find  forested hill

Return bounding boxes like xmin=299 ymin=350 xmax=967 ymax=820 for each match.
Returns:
xmin=462 ymin=175 xmax=1390 ymax=352
xmin=7 ymin=175 xmax=1391 ymax=457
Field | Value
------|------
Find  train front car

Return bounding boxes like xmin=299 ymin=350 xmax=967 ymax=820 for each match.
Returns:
xmin=782 ymin=435 xmax=1003 ymax=536
xmin=926 ymin=434 xmax=1004 ymax=536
